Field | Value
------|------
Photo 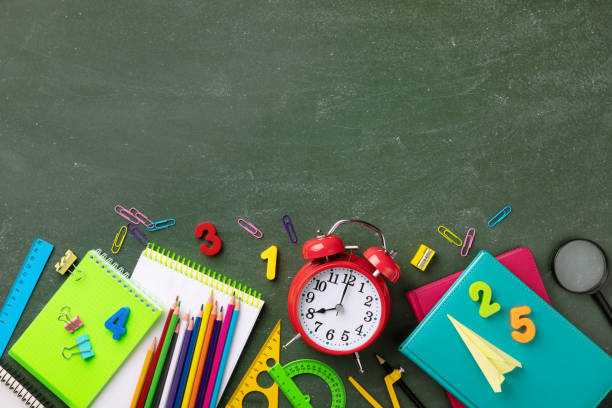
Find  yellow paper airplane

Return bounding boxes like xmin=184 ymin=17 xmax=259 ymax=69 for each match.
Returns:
xmin=447 ymin=314 xmax=522 ymax=393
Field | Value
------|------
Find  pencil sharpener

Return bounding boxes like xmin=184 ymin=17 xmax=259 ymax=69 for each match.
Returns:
xmin=410 ymin=244 xmax=435 ymax=271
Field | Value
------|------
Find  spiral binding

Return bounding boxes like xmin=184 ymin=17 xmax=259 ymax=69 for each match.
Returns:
xmin=0 ymin=366 xmax=45 ymax=407
xmin=144 ymin=243 xmax=263 ymax=308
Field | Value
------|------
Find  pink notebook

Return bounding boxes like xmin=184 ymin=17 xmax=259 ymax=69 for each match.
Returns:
xmin=405 ymin=247 xmax=550 ymax=408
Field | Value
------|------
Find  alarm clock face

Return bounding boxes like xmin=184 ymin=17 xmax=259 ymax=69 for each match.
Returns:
xmin=297 ymin=266 xmax=383 ymax=352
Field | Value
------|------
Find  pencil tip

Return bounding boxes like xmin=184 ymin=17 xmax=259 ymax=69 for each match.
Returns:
xmin=375 ymin=354 xmax=385 ymax=365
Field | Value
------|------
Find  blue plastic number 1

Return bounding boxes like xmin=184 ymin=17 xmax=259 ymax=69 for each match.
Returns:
xmin=105 ymin=307 xmax=130 ymax=340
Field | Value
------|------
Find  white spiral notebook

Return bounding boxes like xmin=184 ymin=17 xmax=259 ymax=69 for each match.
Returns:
xmin=93 ymin=243 xmax=264 ymax=407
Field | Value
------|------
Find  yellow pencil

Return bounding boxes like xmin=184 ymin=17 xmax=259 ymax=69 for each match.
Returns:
xmin=130 ymin=337 xmax=156 ymax=408
xmin=188 ymin=300 xmax=217 ymax=408
xmin=181 ymin=291 xmax=213 ymax=408
xmin=348 ymin=376 xmax=383 ymax=408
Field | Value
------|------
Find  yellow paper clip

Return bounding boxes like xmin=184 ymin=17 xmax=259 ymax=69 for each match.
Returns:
xmin=111 ymin=226 xmax=127 ymax=254
xmin=410 ymin=244 xmax=435 ymax=271
xmin=384 ymin=368 xmax=404 ymax=408
xmin=437 ymin=225 xmax=463 ymax=246
xmin=348 ymin=376 xmax=383 ymax=408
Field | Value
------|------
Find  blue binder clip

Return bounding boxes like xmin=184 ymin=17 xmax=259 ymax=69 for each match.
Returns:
xmin=62 ymin=334 xmax=94 ymax=360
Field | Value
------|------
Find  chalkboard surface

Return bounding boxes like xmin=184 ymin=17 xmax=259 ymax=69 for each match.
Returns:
xmin=1 ymin=1 xmax=610 ymax=407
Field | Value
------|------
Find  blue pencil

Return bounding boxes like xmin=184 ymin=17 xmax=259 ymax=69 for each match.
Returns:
xmin=167 ymin=315 xmax=193 ymax=408
xmin=173 ymin=307 xmax=203 ymax=408
xmin=208 ymin=300 xmax=240 ymax=408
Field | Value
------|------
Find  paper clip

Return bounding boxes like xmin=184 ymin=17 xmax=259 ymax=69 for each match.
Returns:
xmin=146 ymin=218 xmax=176 ymax=231
xmin=58 ymin=306 xmax=84 ymax=333
xmin=114 ymin=205 xmax=140 ymax=224
xmin=62 ymin=334 xmax=94 ymax=360
xmin=111 ymin=226 xmax=127 ymax=254
xmin=460 ymin=228 xmax=476 ymax=257
xmin=237 ymin=218 xmax=263 ymax=239
xmin=127 ymin=223 xmax=149 ymax=246
xmin=437 ymin=225 xmax=463 ymax=246
xmin=282 ymin=214 xmax=298 ymax=243
xmin=129 ymin=207 xmax=153 ymax=225
xmin=488 ymin=205 xmax=512 ymax=228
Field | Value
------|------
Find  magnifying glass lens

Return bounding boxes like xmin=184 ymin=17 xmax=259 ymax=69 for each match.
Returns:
xmin=553 ymin=240 xmax=607 ymax=293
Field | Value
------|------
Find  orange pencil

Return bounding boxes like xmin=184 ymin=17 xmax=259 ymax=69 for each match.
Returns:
xmin=188 ymin=300 xmax=217 ymax=408
xmin=130 ymin=337 xmax=156 ymax=408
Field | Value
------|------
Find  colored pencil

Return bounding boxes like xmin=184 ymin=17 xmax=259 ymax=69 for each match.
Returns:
xmin=167 ymin=314 xmax=193 ymax=408
xmin=182 ymin=292 xmax=213 ymax=408
xmin=208 ymin=299 xmax=239 ymax=408
xmin=137 ymin=296 xmax=178 ymax=408
xmin=153 ymin=318 xmax=180 ymax=407
xmin=159 ymin=315 xmax=187 ymax=408
xmin=174 ymin=306 xmax=203 ymax=408
xmin=195 ymin=307 xmax=223 ymax=408
xmin=145 ymin=303 xmax=181 ymax=408
xmin=188 ymin=301 xmax=217 ymax=408
xmin=203 ymin=295 xmax=235 ymax=408
xmin=376 ymin=354 xmax=426 ymax=408
xmin=129 ymin=337 xmax=156 ymax=408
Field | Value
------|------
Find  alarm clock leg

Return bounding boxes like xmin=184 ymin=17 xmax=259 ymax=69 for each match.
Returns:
xmin=282 ymin=333 xmax=301 ymax=350
xmin=354 ymin=352 xmax=365 ymax=373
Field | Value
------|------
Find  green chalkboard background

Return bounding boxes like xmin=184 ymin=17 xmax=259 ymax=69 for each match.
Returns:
xmin=1 ymin=0 xmax=611 ymax=407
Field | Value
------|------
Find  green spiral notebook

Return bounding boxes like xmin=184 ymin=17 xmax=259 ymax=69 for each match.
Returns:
xmin=9 ymin=249 xmax=162 ymax=408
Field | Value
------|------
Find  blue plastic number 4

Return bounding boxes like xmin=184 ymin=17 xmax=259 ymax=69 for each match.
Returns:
xmin=105 ymin=307 xmax=130 ymax=340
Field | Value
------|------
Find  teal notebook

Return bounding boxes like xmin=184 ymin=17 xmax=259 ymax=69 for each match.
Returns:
xmin=399 ymin=250 xmax=612 ymax=408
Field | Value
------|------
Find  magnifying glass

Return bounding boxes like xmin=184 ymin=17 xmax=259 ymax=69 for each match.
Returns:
xmin=552 ymin=239 xmax=612 ymax=325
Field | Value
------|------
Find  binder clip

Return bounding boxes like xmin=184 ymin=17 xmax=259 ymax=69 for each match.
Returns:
xmin=62 ymin=334 xmax=94 ymax=360
xmin=54 ymin=250 xmax=83 ymax=280
xmin=58 ymin=306 xmax=84 ymax=333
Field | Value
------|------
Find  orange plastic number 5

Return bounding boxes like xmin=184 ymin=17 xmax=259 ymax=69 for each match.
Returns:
xmin=510 ymin=306 xmax=536 ymax=343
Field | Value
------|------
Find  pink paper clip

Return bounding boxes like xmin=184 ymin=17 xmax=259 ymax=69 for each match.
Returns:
xmin=129 ymin=208 xmax=153 ymax=225
xmin=127 ymin=223 xmax=149 ymax=246
xmin=460 ymin=228 xmax=476 ymax=257
xmin=58 ymin=306 xmax=84 ymax=333
xmin=114 ymin=205 xmax=140 ymax=224
xmin=237 ymin=218 xmax=263 ymax=239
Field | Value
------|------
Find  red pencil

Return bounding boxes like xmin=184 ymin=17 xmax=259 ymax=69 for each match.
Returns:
xmin=137 ymin=296 xmax=179 ymax=408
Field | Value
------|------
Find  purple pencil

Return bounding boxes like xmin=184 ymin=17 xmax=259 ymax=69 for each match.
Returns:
xmin=166 ymin=315 xmax=193 ymax=408
xmin=195 ymin=307 xmax=223 ymax=408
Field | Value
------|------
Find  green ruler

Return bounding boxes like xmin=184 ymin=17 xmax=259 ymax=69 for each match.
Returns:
xmin=268 ymin=359 xmax=346 ymax=408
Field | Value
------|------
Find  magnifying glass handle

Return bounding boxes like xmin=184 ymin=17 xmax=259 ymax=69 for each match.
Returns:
xmin=592 ymin=291 xmax=612 ymax=325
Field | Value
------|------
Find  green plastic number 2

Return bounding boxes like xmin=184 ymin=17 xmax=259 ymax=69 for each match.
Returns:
xmin=469 ymin=281 xmax=501 ymax=318
xmin=105 ymin=307 xmax=130 ymax=340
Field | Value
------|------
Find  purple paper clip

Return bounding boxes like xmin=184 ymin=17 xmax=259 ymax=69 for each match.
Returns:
xmin=127 ymin=223 xmax=149 ymax=246
xmin=114 ymin=205 xmax=140 ymax=224
xmin=129 ymin=207 xmax=153 ymax=225
xmin=237 ymin=218 xmax=263 ymax=239
xmin=282 ymin=214 xmax=298 ymax=243
xmin=146 ymin=218 xmax=176 ymax=231
xmin=460 ymin=228 xmax=476 ymax=257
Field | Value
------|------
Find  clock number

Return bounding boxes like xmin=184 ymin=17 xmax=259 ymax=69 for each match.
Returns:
xmin=510 ymin=306 xmax=536 ymax=343
xmin=327 ymin=272 xmax=339 ymax=284
xmin=355 ymin=324 xmax=363 ymax=335
xmin=314 ymin=280 xmax=327 ymax=292
xmin=306 ymin=308 xmax=315 ymax=319
xmin=469 ymin=281 xmax=501 ymax=318
xmin=326 ymin=329 xmax=335 ymax=340
xmin=341 ymin=330 xmax=349 ymax=341
xmin=314 ymin=321 xmax=323 ymax=332
xmin=364 ymin=296 xmax=373 ymax=307
xmin=364 ymin=311 xmax=373 ymax=322
xmin=305 ymin=292 xmax=315 ymax=303
xmin=342 ymin=274 xmax=356 ymax=286
xmin=358 ymin=282 xmax=365 ymax=293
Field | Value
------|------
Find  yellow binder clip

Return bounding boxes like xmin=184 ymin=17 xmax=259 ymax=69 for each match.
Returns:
xmin=55 ymin=250 xmax=83 ymax=280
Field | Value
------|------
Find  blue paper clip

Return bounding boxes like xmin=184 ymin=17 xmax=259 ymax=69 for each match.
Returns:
xmin=487 ymin=206 xmax=512 ymax=228
xmin=146 ymin=218 xmax=176 ymax=231
xmin=127 ymin=223 xmax=149 ymax=246
xmin=62 ymin=334 xmax=94 ymax=360
xmin=282 ymin=214 xmax=298 ymax=243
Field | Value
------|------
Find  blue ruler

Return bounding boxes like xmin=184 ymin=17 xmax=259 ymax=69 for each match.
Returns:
xmin=0 ymin=238 xmax=53 ymax=357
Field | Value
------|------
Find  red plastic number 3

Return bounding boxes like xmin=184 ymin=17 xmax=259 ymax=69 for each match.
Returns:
xmin=510 ymin=306 xmax=536 ymax=343
xmin=195 ymin=222 xmax=223 ymax=256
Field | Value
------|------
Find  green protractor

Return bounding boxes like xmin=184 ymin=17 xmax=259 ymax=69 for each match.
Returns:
xmin=268 ymin=359 xmax=346 ymax=408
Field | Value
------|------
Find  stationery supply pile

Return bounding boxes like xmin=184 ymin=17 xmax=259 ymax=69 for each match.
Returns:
xmin=1 ymin=207 xmax=611 ymax=408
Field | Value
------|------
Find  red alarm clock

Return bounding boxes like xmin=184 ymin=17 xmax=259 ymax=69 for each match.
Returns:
xmin=284 ymin=219 xmax=400 ymax=372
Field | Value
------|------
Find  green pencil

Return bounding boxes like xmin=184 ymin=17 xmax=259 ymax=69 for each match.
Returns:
xmin=144 ymin=302 xmax=180 ymax=408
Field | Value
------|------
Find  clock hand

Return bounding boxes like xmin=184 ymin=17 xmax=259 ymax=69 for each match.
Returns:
xmin=314 ymin=307 xmax=336 ymax=314
xmin=336 ymin=282 xmax=351 ymax=315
